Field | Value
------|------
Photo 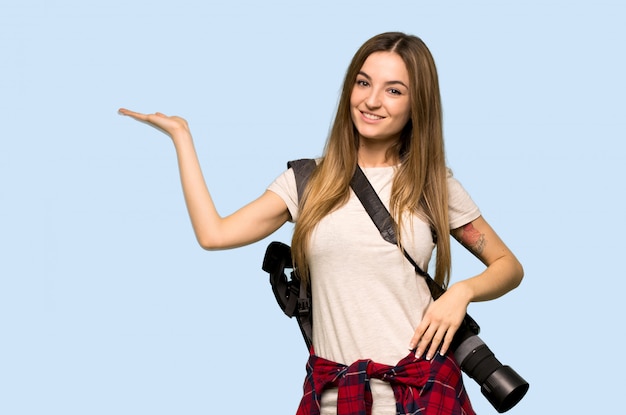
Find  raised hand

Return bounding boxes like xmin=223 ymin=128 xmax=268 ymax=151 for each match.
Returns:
xmin=118 ymin=107 xmax=290 ymax=250
xmin=118 ymin=108 xmax=190 ymax=139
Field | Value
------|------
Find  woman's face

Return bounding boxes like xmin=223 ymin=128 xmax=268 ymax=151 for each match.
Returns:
xmin=350 ymin=51 xmax=411 ymax=145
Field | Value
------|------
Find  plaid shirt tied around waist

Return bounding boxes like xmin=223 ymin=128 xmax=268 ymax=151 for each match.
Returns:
xmin=296 ymin=351 xmax=475 ymax=415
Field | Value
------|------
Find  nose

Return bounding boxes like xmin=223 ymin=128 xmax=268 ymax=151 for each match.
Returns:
xmin=365 ymin=88 xmax=382 ymax=109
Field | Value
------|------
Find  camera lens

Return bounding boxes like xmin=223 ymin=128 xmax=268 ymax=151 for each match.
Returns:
xmin=481 ymin=365 xmax=530 ymax=413
xmin=454 ymin=333 xmax=529 ymax=413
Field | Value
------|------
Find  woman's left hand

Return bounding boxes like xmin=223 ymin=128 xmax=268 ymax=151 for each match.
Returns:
xmin=409 ymin=283 xmax=471 ymax=360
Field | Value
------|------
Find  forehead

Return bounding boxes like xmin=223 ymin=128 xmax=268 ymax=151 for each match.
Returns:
xmin=359 ymin=51 xmax=409 ymax=83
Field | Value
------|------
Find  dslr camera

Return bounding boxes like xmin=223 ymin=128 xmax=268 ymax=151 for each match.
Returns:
xmin=451 ymin=314 xmax=529 ymax=412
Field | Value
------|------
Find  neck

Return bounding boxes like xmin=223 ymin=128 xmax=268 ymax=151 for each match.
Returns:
xmin=357 ymin=141 xmax=399 ymax=168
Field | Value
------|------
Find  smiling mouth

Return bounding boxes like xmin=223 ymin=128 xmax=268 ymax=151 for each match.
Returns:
xmin=361 ymin=111 xmax=384 ymax=120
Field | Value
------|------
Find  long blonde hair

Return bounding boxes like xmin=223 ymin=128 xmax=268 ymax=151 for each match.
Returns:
xmin=292 ymin=32 xmax=451 ymax=288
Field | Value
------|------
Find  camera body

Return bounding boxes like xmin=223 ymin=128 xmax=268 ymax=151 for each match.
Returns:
xmin=451 ymin=315 xmax=529 ymax=413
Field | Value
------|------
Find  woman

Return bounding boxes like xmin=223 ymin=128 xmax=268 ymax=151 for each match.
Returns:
xmin=120 ymin=32 xmax=523 ymax=415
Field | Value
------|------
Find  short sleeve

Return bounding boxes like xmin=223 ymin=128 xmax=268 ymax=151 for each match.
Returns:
xmin=267 ymin=168 xmax=299 ymax=222
xmin=447 ymin=170 xmax=481 ymax=229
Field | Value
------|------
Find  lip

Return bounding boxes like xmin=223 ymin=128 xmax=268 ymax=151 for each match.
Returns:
xmin=359 ymin=110 xmax=386 ymax=123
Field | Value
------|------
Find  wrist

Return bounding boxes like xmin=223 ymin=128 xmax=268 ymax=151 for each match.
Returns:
xmin=171 ymin=130 xmax=194 ymax=146
xmin=448 ymin=281 xmax=474 ymax=305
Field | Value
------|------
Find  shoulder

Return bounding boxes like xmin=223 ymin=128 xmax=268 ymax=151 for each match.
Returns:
xmin=446 ymin=169 xmax=481 ymax=229
xmin=267 ymin=157 xmax=321 ymax=222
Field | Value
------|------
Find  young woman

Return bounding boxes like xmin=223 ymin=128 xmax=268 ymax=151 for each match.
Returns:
xmin=120 ymin=32 xmax=523 ymax=415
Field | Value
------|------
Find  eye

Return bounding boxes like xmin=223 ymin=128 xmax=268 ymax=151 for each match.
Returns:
xmin=388 ymin=88 xmax=402 ymax=95
xmin=356 ymin=79 xmax=370 ymax=87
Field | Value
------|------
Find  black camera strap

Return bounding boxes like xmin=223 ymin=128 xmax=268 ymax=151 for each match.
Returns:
xmin=350 ymin=165 xmax=446 ymax=299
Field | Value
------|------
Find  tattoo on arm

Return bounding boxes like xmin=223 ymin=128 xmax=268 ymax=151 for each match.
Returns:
xmin=457 ymin=223 xmax=486 ymax=255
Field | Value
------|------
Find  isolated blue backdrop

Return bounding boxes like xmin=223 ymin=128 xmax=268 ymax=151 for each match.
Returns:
xmin=1 ymin=1 xmax=624 ymax=414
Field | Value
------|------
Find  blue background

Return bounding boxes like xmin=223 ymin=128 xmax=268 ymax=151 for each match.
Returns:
xmin=1 ymin=1 xmax=624 ymax=413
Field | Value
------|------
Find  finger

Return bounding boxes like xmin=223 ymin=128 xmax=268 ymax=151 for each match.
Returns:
xmin=439 ymin=331 xmax=455 ymax=357
xmin=409 ymin=319 xmax=430 ymax=350
xmin=118 ymin=108 xmax=137 ymax=116
xmin=414 ymin=326 xmax=438 ymax=359
xmin=119 ymin=109 xmax=172 ymax=136
xmin=439 ymin=324 xmax=459 ymax=357
xmin=118 ymin=108 xmax=148 ymax=121
xmin=409 ymin=328 xmax=424 ymax=350
xmin=426 ymin=330 xmax=446 ymax=360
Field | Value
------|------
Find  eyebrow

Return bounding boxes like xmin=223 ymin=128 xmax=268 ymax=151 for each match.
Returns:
xmin=358 ymin=71 xmax=409 ymax=89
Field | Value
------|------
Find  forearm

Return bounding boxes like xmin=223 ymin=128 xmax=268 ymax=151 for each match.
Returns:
xmin=450 ymin=216 xmax=524 ymax=304
xmin=450 ymin=254 xmax=524 ymax=304
xmin=170 ymin=131 xmax=223 ymax=248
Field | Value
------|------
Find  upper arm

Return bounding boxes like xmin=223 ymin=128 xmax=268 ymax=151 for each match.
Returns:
xmin=451 ymin=216 xmax=524 ymax=299
xmin=201 ymin=190 xmax=290 ymax=250
xmin=451 ymin=216 xmax=516 ymax=267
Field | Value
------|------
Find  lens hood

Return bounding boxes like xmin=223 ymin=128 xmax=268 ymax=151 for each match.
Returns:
xmin=481 ymin=365 xmax=530 ymax=413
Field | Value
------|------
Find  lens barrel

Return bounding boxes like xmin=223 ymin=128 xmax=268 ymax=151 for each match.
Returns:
xmin=453 ymin=329 xmax=529 ymax=413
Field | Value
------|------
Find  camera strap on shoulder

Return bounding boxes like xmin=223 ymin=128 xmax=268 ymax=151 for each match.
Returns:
xmin=287 ymin=158 xmax=317 ymax=203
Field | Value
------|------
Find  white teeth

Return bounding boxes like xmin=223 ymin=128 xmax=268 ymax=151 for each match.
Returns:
xmin=363 ymin=112 xmax=383 ymax=120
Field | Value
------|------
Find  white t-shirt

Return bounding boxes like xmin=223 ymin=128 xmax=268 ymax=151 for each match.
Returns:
xmin=268 ymin=165 xmax=481 ymax=415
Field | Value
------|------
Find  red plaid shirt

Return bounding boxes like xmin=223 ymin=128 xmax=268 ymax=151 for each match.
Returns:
xmin=296 ymin=351 xmax=475 ymax=415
